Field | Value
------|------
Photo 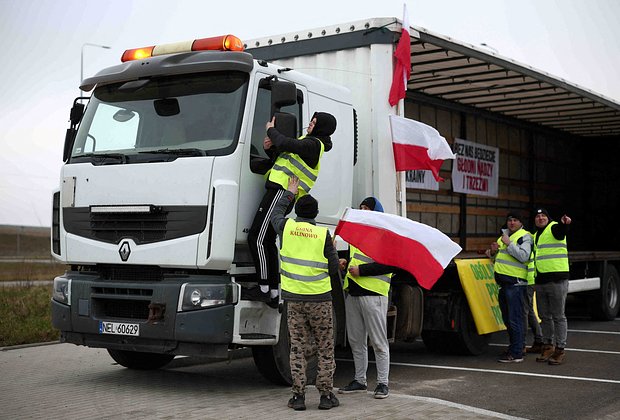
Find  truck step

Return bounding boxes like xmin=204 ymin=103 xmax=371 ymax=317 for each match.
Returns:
xmin=240 ymin=333 xmax=276 ymax=340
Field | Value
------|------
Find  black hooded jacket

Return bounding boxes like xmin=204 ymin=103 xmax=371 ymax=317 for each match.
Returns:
xmin=265 ymin=112 xmax=336 ymax=189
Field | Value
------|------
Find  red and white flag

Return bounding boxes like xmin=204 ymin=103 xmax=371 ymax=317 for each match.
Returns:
xmin=390 ymin=114 xmax=456 ymax=181
xmin=335 ymin=208 xmax=462 ymax=290
xmin=388 ymin=4 xmax=411 ymax=106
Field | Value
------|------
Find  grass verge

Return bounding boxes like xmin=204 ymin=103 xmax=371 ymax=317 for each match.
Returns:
xmin=0 ymin=261 xmax=66 ymax=282
xmin=0 ymin=285 xmax=60 ymax=347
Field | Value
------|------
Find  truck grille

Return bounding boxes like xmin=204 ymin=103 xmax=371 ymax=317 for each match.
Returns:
xmin=95 ymin=298 xmax=151 ymax=320
xmin=91 ymin=285 xmax=154 ymax=320
xmin=91 ymin=211 xmax=167 ymax=243
xmin=62 ymin=205 xmax=208 ymax=244
xmin=98 ymin=265 xmax=164 ymax=282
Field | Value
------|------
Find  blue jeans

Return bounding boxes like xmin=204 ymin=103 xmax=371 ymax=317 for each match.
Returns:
xmin=498 ymin=283 xmax=526 ymax=358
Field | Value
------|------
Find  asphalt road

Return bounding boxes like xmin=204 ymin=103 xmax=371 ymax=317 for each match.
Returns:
xmin=371 ymin=314 xmax=620 ymax=420
xmin=1 ymin=313 xmax=618 ymax=419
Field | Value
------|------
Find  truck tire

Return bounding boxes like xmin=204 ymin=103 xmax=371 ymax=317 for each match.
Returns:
xmin=421 ymin=293 xmax=488 ymax=356
xmin=107 ymin=349 xmax=175 ymax=370
xmin=591 ymin=264 xmax=620 ymax=321
xmin=252 ymin=302 xmax=321 ymax=386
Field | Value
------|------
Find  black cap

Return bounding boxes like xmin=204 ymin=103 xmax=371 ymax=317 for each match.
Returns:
xmin=506 ymin=209 xmax=523 ymax=222
xmin=295 ymin=195 xmax=319 ymax=219
xmin=535 ymin=208 xmax=551 ymax=219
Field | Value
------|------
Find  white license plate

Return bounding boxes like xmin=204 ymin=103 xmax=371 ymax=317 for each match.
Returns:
xmin=99 ymin=321 xmax=140 ymax=336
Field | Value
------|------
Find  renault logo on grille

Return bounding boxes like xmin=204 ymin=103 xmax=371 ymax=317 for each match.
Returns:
xmin=119 ymin=241 xmax=131 ymax=261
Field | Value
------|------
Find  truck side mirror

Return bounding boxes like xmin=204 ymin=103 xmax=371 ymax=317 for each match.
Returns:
xmin=63 ymin=99 xmax=86 ymax=162
xmin=270 ymin=80 xmax=297 ymax=110
xmin=273 ymin=112 xmax=296 ymax=139
xmin=70 ymin=102 xmax=85 ymax=125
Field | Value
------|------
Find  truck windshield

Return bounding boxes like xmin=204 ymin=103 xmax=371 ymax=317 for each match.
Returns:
xmin=70 ymin=71 xmax=248 ymax=163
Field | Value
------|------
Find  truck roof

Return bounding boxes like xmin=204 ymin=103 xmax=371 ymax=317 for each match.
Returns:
xmin=246 ymin=17 xmax=620 ymax=139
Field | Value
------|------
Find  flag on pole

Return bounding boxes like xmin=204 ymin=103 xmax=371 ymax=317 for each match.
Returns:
xmin=388 ymin=3 xmax=411 ymax=106
xmin=390 ymin=114 xmax=456 ymax=182
xmin=335 ymin=208 xmax=462 ymax=290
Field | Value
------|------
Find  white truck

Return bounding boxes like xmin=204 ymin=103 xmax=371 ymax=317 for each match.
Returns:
xmin=52 ymin=18 xmax=620 ymax=385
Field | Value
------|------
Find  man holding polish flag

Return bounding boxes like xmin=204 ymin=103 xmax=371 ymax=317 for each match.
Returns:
xmin=335 ymin=208 xmax=462 ymax=290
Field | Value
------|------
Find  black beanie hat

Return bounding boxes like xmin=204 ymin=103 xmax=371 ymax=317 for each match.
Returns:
xmin=295 ymin=195 xmax=319 ymax=219
xmin=506 ymin=209 xmax=523 ymax=222
xmin=311 ymin=112 xmax=337 ymax=138
xmin=535 ymin=208 xmax=551 ymax=219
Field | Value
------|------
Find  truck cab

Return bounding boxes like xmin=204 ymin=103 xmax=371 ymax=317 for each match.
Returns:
xmin=51 ymin=35 xmax=353 ymax=380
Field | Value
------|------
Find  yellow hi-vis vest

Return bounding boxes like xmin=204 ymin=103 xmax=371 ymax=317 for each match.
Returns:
xmin=527 ymin=258 xmax=536 ymax=285
xmin=268 ymin=136 xmax=324 ymax=197
xmin=280 ymin=219 xmax=331 ymax=295
xmin=494 ymin=228 xmax=531 ymax=281
xmin=534 ymin=221 xmax=569 ymax=273
xmin=343 ymin=245 xmax=392 ymax=296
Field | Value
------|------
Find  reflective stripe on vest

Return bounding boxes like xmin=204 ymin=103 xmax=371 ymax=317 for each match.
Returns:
xmin=280 ymin=219 xmax=331 ymax=295
xmin=527 ymin=258 xmax=536 ymax=285
xmin=268 ymin=136 xmax=324 ymax=197
xmin=343 ymin=245 xmax=392 ymax=296
xmin=494 ymin=228 xmax=530 ymax=280
xmin=534 ymin=221 xmax=569 ymax=273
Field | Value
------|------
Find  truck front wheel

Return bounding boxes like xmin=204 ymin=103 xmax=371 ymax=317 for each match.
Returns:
xmin=251 ymin=302 xmax=320 ymax=386
xmin=107 ymin=349 xmax=175 ymax=370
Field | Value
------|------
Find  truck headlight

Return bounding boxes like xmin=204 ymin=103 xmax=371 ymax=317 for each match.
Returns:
xmin=52 ymin=277 xmax=71 ymax=305
xmin=178 ymin=283 xmax=238 ymax=312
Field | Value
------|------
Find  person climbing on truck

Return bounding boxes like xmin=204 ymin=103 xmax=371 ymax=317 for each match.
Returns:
xmin=247 ymin=112 xmax=337 ymax=306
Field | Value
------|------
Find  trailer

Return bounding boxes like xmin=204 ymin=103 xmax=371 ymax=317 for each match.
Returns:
xmin=52 ymin=18 xmax=620 ymax=385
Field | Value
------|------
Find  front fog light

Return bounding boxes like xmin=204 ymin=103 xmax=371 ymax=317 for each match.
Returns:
xmin=52 ymin=277 xmax=71 ymax=305
xmin=178 ymin=283 xmax=238 ymax=312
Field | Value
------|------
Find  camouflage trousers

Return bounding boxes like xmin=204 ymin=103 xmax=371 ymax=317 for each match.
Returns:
xmin=287 ymin=301 xmax=335 ymax=395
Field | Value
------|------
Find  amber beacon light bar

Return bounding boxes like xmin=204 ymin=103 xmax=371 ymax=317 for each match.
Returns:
xmin=121 ymin=34 xmax=245 ymax=62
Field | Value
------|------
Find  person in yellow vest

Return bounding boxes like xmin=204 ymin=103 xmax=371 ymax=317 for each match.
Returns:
xmin=486 ymin=210 xmax=533 ymax=363
xmin=532 ymin=208 xmax=571 ymax=365
xmin=247 ymin=112 xmax=337 ymax=306
xmin=337 ymin=197 xmax=396 ymax=399
xmin=270 ymin=176 xmax=340 ymax=411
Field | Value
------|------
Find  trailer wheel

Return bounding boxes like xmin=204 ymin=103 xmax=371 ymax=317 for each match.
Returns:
xmin=591 ymin=264 xmax=620 ymax=321
xmin=455 ymin=297 xmax=489 ymax=355
xmin=107 ymin=349 xmax=174 ymax=370
xmin=421 ymin=294 xmax=488 ymax=355
xmin=251 ymin=302 xmax=320 ymax=386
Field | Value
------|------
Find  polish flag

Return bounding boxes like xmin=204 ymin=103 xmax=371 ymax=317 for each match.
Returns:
xmin=335 ymin=208 xmax=462 ymax=290
xmin=388 ymin=4 xmax=411 ymax=106
xmin=390 ymin=114 xmax=456 ymax=182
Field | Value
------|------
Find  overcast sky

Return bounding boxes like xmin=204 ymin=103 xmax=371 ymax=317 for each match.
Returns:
xmin=1 ymin=0 xmax=618 ymax=227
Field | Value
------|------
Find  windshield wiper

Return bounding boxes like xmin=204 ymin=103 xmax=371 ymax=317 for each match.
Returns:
xmin=138 ymin=148 xmax=208 ymax=157
xmin=75 ymin=153 xmax=128 ymax=164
